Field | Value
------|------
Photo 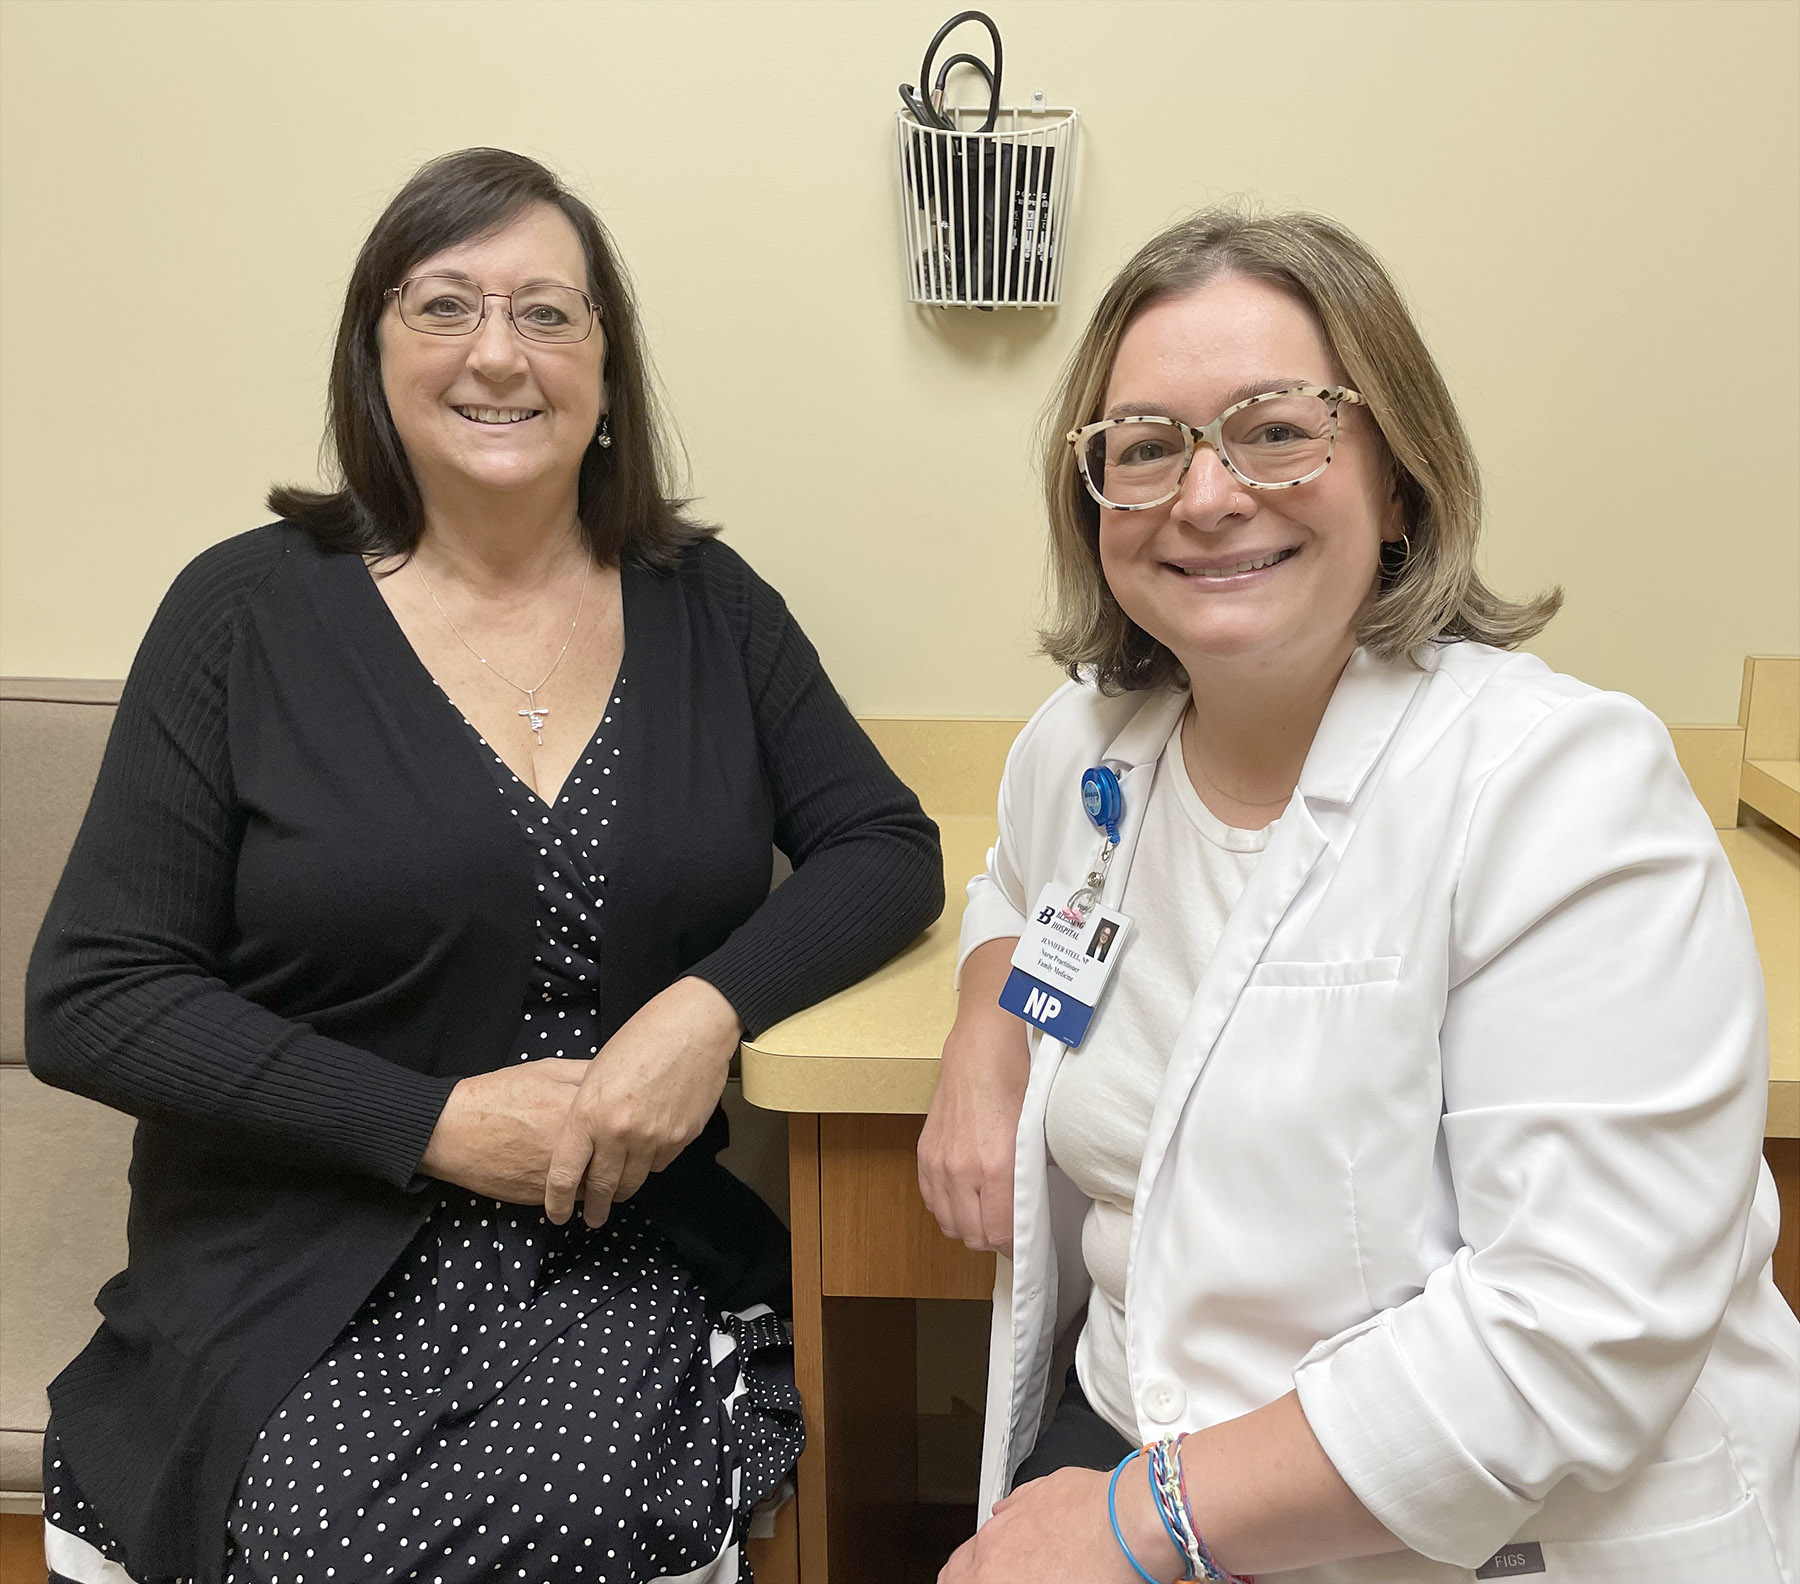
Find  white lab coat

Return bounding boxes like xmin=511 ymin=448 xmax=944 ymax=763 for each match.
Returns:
xmin=958 ymin=642 xmax=1798 ymax=1582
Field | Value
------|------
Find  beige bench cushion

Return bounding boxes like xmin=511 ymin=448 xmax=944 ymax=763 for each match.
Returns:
xmin=1 ymin=681 xmax=120 ymax=1067
xmin=0 ymin=1067 xmax=133 ymax=1490
xmin=1 ymin=681 xmax=129 ymax=1495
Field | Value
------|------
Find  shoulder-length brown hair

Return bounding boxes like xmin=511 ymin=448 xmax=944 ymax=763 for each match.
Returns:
xmin=270 ymin=147 xmax=707 ymax=568
xmin=1041 ymin=206 xmax=1559 ymax=692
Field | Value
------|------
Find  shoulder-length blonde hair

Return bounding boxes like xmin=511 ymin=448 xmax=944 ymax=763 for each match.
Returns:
xmin=1041 ymin=207 xmax=1559 ymax=692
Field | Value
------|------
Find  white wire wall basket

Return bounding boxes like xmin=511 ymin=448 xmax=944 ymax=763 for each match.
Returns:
xmin=895 ymin=97 xmax=1079 ymax=309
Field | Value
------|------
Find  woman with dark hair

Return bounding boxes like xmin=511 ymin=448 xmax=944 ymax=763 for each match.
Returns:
xmin=27 ymin=147 xmax=943 ymax=1584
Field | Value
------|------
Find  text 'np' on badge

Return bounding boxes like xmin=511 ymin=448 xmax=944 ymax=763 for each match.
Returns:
xmin=998 ymin=967 xmax=1096 ymax=1047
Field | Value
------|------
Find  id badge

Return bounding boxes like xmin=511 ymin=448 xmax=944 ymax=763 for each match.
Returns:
xmin=997 ymin=881 xmax=1133 ymax=1048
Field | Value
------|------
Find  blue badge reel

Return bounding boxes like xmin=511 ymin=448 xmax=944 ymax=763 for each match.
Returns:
xmin=1081 ymin=765 xmax=1122 ymax=842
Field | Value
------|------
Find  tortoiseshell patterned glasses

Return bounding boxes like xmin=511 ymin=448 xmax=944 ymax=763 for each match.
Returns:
xmin=1069 ymin=385 xmax=1365 ymax=510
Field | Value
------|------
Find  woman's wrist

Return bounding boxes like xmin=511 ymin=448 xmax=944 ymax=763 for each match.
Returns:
xmin=673 ymin=973 xmax=744 ymax=1033
xmin=418 ymin=1077 xmax=470 ymax=1181
xmin=940 ymin=1008 xmax=1031 ymax=1077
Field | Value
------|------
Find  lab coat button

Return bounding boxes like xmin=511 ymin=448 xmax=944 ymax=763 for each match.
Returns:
xmin=1141 ymin=1377 xmax=1185 ymax=1423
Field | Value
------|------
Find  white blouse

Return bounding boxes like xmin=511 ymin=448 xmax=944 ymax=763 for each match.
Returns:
xmin=1044 ymin=724 xmax=1266 ymax=1441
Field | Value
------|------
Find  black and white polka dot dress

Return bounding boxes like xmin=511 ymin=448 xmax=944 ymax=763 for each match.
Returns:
xmin=44 ymin=683 xmax=804 ymax=1584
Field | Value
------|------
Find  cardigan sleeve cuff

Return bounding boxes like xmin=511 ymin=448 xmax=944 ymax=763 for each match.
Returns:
xmin=1293 ymin=1310 xmax=1543 ymax=1566
xmin=271 ymin=1034 xmax=462 ymax=1191
xmin=955 ymin=869 xmax=1026 ymax=986
xmin=685 ymin=946 xmax=783 ymax=1041
xmin=683 ymin=834 xmax=943 ymax=1039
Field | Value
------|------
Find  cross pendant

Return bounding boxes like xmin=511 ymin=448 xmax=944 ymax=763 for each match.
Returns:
xmin=519 ymin=704 xmax=549 ymax=744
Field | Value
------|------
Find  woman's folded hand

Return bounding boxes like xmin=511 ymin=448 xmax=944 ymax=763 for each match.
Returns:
xmin=544 ymin=975 xmax=742 ymax=1228
xmin=918 ymin=937 xmax=1030 ymax=1257
xmin=419 ymin=1058 xmax=590 ymax=1203
xmin=939 ymin=1468 xmax=1167 ymax=1584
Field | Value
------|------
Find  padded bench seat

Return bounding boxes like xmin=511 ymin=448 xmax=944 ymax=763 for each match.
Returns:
xmin=0 ymin=680 xmax=133 ymax=1507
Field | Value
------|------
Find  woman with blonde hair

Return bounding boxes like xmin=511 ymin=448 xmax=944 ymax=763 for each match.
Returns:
xmin=922 ymin=208 xmax=1796 ymax=1582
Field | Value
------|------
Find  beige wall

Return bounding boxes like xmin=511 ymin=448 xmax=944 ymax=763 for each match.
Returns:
xmin=2 ymin=0 xmax=1795 ymax=722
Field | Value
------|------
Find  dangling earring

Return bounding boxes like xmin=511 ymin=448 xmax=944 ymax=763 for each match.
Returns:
xmin=1379 ymin=532 xmax=1412 ymax=582
xmin=594 ymin=414 xmax=613 ymax=450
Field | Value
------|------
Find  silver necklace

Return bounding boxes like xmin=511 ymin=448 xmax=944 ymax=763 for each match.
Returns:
xmin=415 ymin=557 xmax=590 ymax=745
xmin=1181 ymin=703 xmax=1296 ymax=811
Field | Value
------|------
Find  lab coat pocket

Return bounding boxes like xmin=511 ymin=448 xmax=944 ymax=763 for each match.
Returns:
xmin=1519 ymin=1436 xmax=1784 ymax=1579
xmin=1531 ymin=1434 xmax=1743 ymax=1540
xmin=1246 ymin=955 xmax=1402 ymax=988
xmin=1185 ymin=966 xmax=1428 ymax=1341
xmin=1532 ymin=1491 xmax=1782 ymax=1581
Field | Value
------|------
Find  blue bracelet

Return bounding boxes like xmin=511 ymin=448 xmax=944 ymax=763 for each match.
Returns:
xmin=1108 ymin=1451 xmax=1163 ymax=1584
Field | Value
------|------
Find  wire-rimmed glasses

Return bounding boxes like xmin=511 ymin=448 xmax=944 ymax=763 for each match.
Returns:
xmin=386 ymin=275 xmax=600 ymax=344
xmin=1068 ymin=385 xmax=1365 ymax=511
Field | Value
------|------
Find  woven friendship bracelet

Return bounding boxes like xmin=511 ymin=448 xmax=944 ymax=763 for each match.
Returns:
xmin=1144 ymin=1434 xmax=1255 ymax=1584
xmin=1146 ymin=1436 xmax=1203 ymax=1577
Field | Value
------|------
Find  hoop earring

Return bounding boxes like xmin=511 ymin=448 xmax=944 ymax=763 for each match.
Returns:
xmin=1379 ymin=532 xmax=1411 ymax=582
xmin=594 ymin=414 xmax=612 ymax=450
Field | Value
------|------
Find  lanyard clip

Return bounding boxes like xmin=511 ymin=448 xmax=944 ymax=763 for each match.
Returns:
xmin=1062 ymin=837 xmax=1114 ymax=924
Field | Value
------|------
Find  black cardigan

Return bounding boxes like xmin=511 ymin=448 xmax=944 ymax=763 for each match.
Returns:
xmin=25 ymin=524 xmax=943 ymax=1581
